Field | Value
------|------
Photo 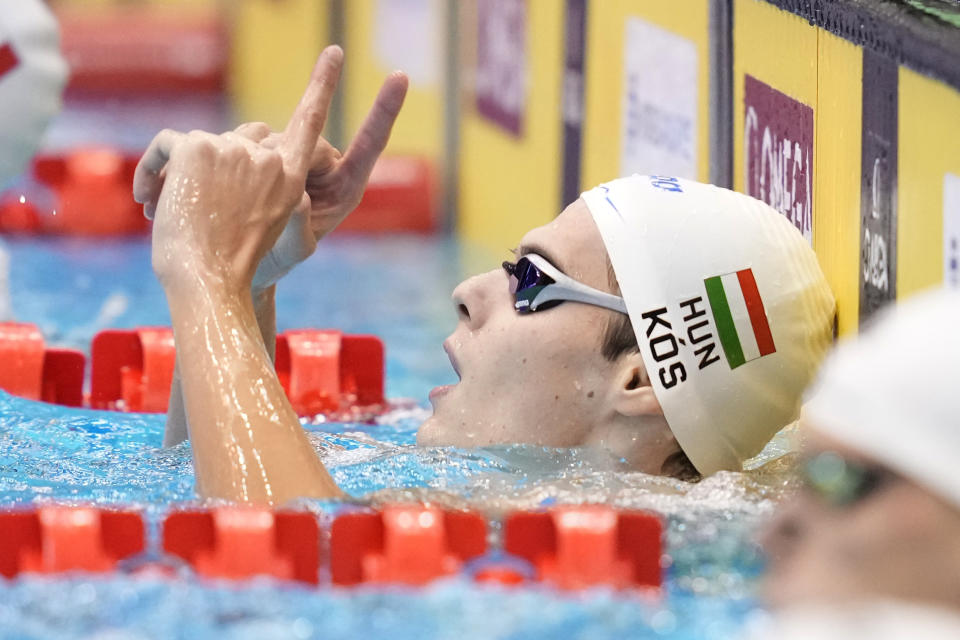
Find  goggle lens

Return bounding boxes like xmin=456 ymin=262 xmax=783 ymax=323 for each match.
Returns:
xmin=502 ymin=258 xmax=562 ymax=314
xmin=802 ymin=451 xmax=893 ymax=507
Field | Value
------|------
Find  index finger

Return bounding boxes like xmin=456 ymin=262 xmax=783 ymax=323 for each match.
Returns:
xmin=281 ymin=45 xmax=344 ymax=178
xmin=340 ymin=71 xmax=408 ymax=184
xmin=133 ymin=129 xmax=184 ymax=205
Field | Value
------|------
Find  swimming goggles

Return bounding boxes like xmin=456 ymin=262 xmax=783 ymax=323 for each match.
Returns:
xmin=802 ymin=451 xmax=895 ymax=507
xmin=501 ymin=253 xmax=629 ymax=315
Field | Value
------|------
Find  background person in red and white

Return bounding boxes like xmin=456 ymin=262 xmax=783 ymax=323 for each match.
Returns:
xmin=0 ymin=0 xmax=69 ymax=321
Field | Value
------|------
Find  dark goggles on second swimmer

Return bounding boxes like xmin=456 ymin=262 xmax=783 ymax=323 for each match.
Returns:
xmin=802 ymin=451 xmax=895 ymax=507
xmin=501 ymin=254 xmax=629 ymax=315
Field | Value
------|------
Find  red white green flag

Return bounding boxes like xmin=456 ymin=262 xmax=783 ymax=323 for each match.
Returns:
xmin=703 ymin=268 xmax=776 ymax=369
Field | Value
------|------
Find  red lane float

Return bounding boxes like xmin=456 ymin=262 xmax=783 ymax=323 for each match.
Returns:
xmin=90 ymin=327 xmax=176 ymax=413
xmin=331 ymin=504 xmax=487 ymax=586
xmin=88 ymin=327 xmax=384 ymax=417
xmin=276 ymin=330 xmax=385 ymax=417
xmin=0 ymin=149 xmax=147 ymax=236
xmin=0 ymin=504 xmax=666 ymax=589
xmin=0 ymin=323 xmax=385 ymax=417
xmin=471 ymin=563 xmax=530 ymax=586
xmin=0 ymin=152 xmax=438 ymax=236
xmin=163 ymin=508 xmax=320 ymax=585
xmin=504 ymin=505 xmax=663 ymax=590
xmin=38 ymin=150 xmax=145 ymax=236
xmin=0 ymin=506 xmax=144 ymax=578
xmin=0 ymin=323 xmax=84 ymax=406
xmin=333 ymin=156 xmax=438 ymax=233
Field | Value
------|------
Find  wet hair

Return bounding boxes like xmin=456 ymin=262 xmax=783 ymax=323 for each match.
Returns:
xmin=600 ymin=259 xmax=702 ymax=483
xmin=660 ymin=450 xmax=702 ymax=483
xmin=600 ymin=261 xmax=640 ymax=362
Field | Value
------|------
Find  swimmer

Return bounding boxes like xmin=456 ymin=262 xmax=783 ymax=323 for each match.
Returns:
xmin=139 ymin=46 xmax=835 ymax=504
xmin=756 ymin=289 xmax=960 ymax=636
xmin=762 ymin=289 xmax=960 ymax=608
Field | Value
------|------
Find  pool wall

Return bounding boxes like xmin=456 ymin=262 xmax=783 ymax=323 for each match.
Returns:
xmin=227 ymin=0 xmax=960 ymax=337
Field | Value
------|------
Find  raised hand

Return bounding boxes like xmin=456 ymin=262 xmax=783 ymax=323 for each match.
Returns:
xmin=245 ymin=70 xmax=408 ymax=290
xmin=139 ymin=47 xmax=347 ymax=294
xmin=133 ymin=46 xmax=409 ymax=292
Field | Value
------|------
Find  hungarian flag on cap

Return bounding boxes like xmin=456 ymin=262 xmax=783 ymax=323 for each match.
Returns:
xmin=704 ymin=268 xmax=776 ymax=369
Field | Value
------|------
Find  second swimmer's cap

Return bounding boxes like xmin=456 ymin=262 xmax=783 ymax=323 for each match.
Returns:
xmin=581 ymin=175 xmax=835 ymax=475
xmin=803 ymin=289 xmax=960 ymax=509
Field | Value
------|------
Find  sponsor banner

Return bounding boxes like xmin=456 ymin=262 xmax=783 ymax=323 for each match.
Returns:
xmin=560 ymin=0 xmax=586 ymax=207
xmin=475 ymin=0 xmax=527 ymax=137
xmin=620 ymin=18 xmax=698 ymax=180
xmin=946 ymin=173 xmax=960 ymax=288
xmin=859 ymin=49 xmax=899 ymax=322
xmin=374 ymin=0 xmax=440 ymax=87
xmin=743 ymin=74 xmax=814 ymax=242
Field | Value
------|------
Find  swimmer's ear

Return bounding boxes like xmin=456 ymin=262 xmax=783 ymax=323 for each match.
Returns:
xmin=612 ymin=354 xmax=663 ymax=417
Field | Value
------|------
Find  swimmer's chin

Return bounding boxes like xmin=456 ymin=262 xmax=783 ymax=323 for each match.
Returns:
xmin=415 ymin=415 xmax=443 ymax=446
xmin=417 ymin=416 xmax=484 ymax=449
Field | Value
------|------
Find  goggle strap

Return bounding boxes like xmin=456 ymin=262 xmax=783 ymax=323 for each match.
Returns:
xmin=521 ymin=253 xmax=628 ymax=315
xmin=528 ymin=284 xmax=628 ymax=315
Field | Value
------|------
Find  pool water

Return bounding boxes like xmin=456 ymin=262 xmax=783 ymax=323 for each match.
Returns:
xmin=0 ymin=234 xmax=794 ymax=639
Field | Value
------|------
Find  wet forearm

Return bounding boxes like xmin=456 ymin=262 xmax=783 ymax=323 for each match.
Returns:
xmin=252 ymin=285 xmax=277 ymax=362
xmin=163 ymin=285 xmax=278 ymax=448
xmin=165 ymin=275 xmax=342 ymax=503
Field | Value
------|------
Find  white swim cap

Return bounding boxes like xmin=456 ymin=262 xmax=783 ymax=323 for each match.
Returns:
xmin=581 ymin=175 xmax=835 ymax=475
xmin=802 ymin=289 xmax=960 ymax=509
xmin=0 ymin=0 xmax=68 ymax=188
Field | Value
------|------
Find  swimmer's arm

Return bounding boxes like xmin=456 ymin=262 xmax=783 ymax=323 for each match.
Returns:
xmin=252 ymin=285 xmax=278 ymax=361
xmin=162 ymin=285 xmax=277 ymax=448
xmin=153 ymin=47 xmax=343 ymax=502
xmin=166 ymin=277 xmax=342 ymax=503
xmin=162 ymin=367 xmax=187 ymax=447
xmin=144 ymin=48 xmax=406 ymax=500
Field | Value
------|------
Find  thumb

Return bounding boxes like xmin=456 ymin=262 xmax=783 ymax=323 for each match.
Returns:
xmin=294 ymin=192 xmax=311 ymax=219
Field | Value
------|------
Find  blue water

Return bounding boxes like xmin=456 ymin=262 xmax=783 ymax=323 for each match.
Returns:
xmin=0 ymin=235 xmax=789 ymax=639
xmin=0 ymin=575 xmax=761 ymax=640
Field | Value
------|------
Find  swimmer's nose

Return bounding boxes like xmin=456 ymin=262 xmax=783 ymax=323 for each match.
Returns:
xmin=451 ymin=269 xmax=503 ymax=329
